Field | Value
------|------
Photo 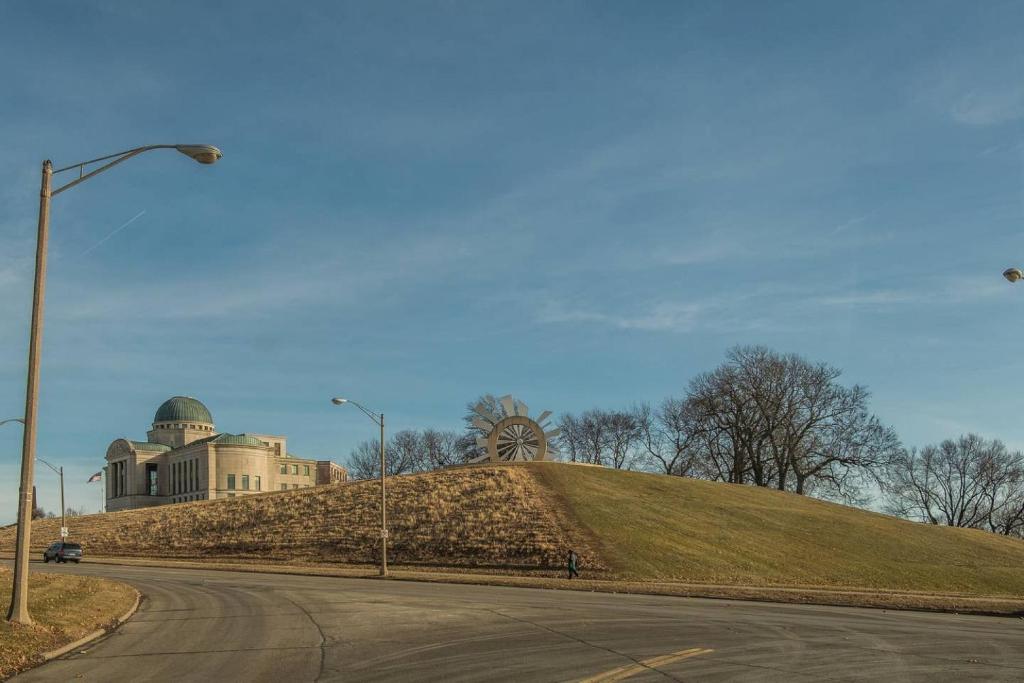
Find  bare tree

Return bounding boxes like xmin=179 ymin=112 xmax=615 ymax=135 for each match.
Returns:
xmin=346 ymin=430 xmax=427 ymax=479
xmin=885 ymin=435 xmax=1024 ymax=531
xmin=604 ymin=411 xmax=640 ymax=470
xmin=462 ymin=394 xmax=510 ymax=459
xmin=686 ymin=346 xmax=899 ymax=499
xmin=687 ymin=360 xmax=769 ymax=485
xmin=634 ymin=399 xmax=698 ymax=476
xmin=557 ymin=411 xmax=608 ymax=465
xmin=347 ymin=439 xmax=384 ymax=480
xmin=390 ymin=429 xmax=426 ymax=474
xmin=556 ymin=413 xmax=585 ymax=463
xmin=421 ymin=429 xmax=466 ymax=469
xmin=557 ymin=409 xmax=639 ymax=469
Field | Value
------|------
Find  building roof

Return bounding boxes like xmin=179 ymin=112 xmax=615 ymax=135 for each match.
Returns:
xmin=188 ymin=432 xmax=268 ymax=448
xmin=129 ymin=440 xmax=171 ymax=452
xmin=211 ymin=433 xmax=267 ymax=447
xmin=154 ymin=396 xmax=213 ymax=425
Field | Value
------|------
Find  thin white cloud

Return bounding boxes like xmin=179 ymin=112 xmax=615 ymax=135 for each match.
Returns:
xmin=539 ymin=301 xmax=704 ymax=333
xmin=814 ymin=276 xmax=1006 ymax=308
xmin=950 ymin=86 xmax=1024 ymax=126
xmin=50 ymin=227 xmax=479 ymax=323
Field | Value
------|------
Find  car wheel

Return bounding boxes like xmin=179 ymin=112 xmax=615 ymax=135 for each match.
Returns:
xmin=43 ymin=555 xmax=49 ymax=563
xmin=72 ymin=559 xmax=80 ymax=564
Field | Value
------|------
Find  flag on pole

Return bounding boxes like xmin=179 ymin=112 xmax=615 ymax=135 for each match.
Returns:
xmin=87 ymin=472 xmax=102 ymax=483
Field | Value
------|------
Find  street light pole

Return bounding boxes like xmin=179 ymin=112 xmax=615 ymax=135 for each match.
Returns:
xmin=6 ymin=144 xmax=221 ymax=626
xmin=331 ymin=397 xmax=388 ymax=576
xmin=37 ymin=458 xmax=65 ymax=534
xmin=8 ymin=161 xmax=52 ymax=625
xmin=379 ymin=412 xmax=387 ymax=576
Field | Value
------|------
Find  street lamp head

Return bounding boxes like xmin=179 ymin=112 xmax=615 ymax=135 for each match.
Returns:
xmin=1004 ymin=268 xmax=1023 ymax=283
xmin=175 ymin=145 xmax=223 ymax=165
xmin=331 ymin=397 xmax=348 ymax=406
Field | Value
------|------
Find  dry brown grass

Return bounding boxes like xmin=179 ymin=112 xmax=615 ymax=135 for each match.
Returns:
xmin=0 ymin=567 xmax=137 ymax=678
xmin=5 ymin=463 xmax=1021 ymax=607
xmin=0 ymin=467 xmax=602 ymax=571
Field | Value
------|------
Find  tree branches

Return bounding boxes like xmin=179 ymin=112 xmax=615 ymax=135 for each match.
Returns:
xmin=883 ymin=435 xmax=1024 ymax=534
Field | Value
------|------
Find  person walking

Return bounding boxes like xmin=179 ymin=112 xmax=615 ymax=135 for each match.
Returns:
xmin=567 ymin=549 xmax=580 ymax=579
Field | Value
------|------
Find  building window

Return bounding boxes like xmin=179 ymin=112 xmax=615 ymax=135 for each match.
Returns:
xmin=291 ymin=464 xmax=298 ymax=475
xmin=280 ymin=464 xmax=287 ymax=474
xmin=281 ymin=483 xmax=288 ymax=491
xmin=242 ymin=474 xmax=250 ymax=491
xmin=304 ymin=465 xmax=310 ymax=477
xmin=255 ymin=476 xmax=261 ymax=492
xmin=146 ymin=463 xmax=158 ymax=496
xmin=227 ymin=474 xmax=236 ymax=490
xmin=292 ymin=484 xmax=299 ymax=489
xmin=227 ymin=493 xmax=235 ymax=498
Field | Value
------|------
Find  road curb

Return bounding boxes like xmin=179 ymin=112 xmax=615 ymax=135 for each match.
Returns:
xmin=18 ymin=554 xmax=1024 ymax=618
xmin=39 ymin=588 xmax=141 ymax=662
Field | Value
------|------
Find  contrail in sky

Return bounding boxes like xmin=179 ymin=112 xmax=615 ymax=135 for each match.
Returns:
xmin=80 ymin=210 xmax=146 ymax=256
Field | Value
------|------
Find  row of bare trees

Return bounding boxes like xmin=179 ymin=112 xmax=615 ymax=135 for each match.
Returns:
xmin=883 ymin=435 xmax=1024 ymax=535
xmin=345 ymin=346 xmax=1024 ymax=537
xmin=346 ymin=429 xmax=469 ymax=479
xmin=557 ymin=347 xmax=901 ymax=504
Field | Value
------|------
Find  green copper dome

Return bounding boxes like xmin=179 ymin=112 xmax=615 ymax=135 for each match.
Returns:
xmin=154 ymin=396 xmax=213 ymax=425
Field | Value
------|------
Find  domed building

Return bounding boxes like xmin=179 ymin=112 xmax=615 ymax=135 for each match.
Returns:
xmin=104 ymin=396 xmax=346 ymax=511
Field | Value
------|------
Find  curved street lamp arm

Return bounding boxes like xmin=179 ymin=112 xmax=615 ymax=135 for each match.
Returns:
xmin=51 ymin=144 xmax=221 ymax=197
xmin=52 ymin=146 xmax=168 ymax=197
xmin=36 ymin=456 xmax=60 ymax=476
xmin=0 ymin=418 xmax=26 ymax=427
xmin=349 ymin=400 xmax=382 ymax=426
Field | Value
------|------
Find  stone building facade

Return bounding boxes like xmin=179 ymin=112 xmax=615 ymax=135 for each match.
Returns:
xmin=105 ymin=396 xmax=346 ymax=512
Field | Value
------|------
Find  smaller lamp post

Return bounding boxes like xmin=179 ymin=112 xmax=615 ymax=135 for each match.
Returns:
xmin=331 ymin=397 xmax=388 ymax=576
xmin=36 ymin=458 xmax=65 ymax=536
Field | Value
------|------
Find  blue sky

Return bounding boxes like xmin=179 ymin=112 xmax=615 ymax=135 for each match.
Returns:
xmin=2 ymin=1 xmax=1024 ymax=522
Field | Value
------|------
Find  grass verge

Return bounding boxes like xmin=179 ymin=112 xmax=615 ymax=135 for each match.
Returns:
xmin=0 ymin=567 xmax=137 ymax=679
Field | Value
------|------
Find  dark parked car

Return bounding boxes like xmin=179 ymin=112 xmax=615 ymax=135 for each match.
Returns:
xmin=42 ymin=541 xmax=83 ymax=564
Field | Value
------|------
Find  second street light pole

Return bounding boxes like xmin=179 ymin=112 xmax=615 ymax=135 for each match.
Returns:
xmin=38 ymin=458 xmax=65 ymax=534
xmin=379 ymin=412 xmax=387 ymax=576
xmin=332 ymin=397 xmax=388 ymax=576
xmin=59 ymin=466 xmax=64 ymax=534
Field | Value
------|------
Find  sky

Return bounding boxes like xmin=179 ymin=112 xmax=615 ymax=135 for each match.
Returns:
xmin=1 ymin=1 xmax=1024 ymax=523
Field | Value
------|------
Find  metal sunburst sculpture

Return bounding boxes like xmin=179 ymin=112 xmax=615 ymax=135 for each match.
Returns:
xmin=468 ymin=395 xmax=561 ymax=463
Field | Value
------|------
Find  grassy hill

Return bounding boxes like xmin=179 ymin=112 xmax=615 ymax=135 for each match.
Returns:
xmin=532 ymin=464 xmax=1024 ymax=595
xmin=4 ymin=463 xmax=1024 ymax=596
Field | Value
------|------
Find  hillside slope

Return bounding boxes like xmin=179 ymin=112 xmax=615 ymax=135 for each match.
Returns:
xmin=0 ymin=466 xmax=602 ymax=571
xmin=532 ymin=464 xmax=1024 ymax=595
xmin=4 ymin=463 xmax=1023 ymax=596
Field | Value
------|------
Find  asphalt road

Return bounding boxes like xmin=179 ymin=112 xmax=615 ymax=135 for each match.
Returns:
xmin=14 ymin=562 xmax=1024 ymax=682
